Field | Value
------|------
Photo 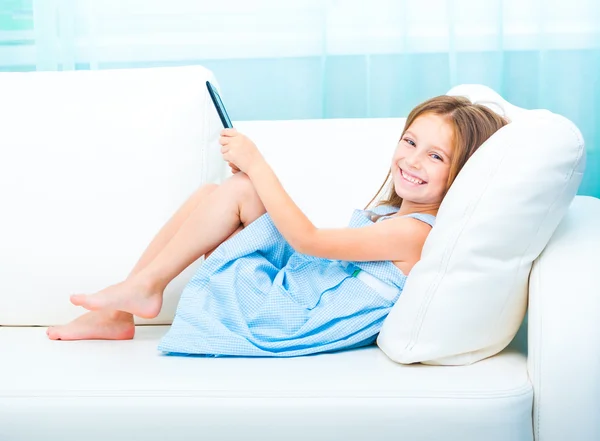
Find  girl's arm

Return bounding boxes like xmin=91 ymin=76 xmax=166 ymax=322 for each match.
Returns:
xmin=220 ymin=128 xmax=430 ymax=263
xmin=247 ymin=160 xmax=431 ymax=263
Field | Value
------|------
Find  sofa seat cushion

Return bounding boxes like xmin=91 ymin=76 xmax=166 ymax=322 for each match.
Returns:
xmin=0 ymin=326 xmax=532 ymax=441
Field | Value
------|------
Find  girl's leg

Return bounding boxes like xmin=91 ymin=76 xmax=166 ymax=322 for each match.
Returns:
xmin=68 ymin=172 xmax=266 ymax=319
xmin=126 ymin=184 xmax=220 ymax=279
xmin=47 ymin=176 xmax=261 ymax=340
xmin=47 ymin=182 xmax=222 ymax=340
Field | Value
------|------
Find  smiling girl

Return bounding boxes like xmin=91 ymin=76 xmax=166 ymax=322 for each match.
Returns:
xmin=48 ymin=95 xmax=507 ymax=356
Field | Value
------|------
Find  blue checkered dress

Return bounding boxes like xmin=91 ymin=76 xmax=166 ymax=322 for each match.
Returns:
xmin=157 ymin=205 xmax=435 ymax=357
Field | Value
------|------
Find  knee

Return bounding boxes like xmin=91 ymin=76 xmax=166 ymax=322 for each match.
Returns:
xmin=223 ymin=173 xmax=265 ymax=223
xmin=223 ymin=172 xmax=259 ymax=202
xmin=203 ymin=183 xmax=219 ymax=193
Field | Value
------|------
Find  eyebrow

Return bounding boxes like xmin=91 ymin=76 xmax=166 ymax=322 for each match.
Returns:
xmin=404 ymin=130 xmax=452 ymax=159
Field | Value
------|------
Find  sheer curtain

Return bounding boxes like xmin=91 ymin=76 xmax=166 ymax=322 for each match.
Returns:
xmin=1 ymin=0 xmax=599 ymax=196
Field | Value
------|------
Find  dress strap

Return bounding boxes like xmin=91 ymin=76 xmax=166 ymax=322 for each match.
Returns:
xmin=400 ymin=212 xmax=436 ymax=228
xmin=361 ymin=207 xmax=436 ymax=228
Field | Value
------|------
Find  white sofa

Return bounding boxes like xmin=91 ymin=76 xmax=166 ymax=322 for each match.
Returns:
xmin=1 ymin=66 xmax=599 ymax=441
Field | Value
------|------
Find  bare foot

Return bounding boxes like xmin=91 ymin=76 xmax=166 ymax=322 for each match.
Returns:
xmin=69 ymin=276 xmax=163 ymax=319
xmin=47 ymin=310 xmax=135 ymax=341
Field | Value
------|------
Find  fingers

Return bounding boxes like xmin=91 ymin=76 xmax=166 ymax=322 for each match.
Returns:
xmin=227 ymin=162 xmax=240 ymax=173
xmin=220 ymin=128 xmax=238 ymax=137
xmin=219 ymin=129 xmax=242 ymax=173
xmin=219 ymin=130 xmax=236 ymax=145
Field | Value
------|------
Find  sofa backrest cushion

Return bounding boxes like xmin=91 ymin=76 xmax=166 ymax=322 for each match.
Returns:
xmin=234 ymin=117 xmax=406 ymax=228
xmin=0 ymin=66 xmax=228 ymax=325
xmin=376 ymin=85 xmax=586 ymax=365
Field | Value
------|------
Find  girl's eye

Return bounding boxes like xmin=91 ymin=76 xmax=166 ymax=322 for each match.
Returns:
xmin=403 ymin=138 xmax=415 ymax=147
xmin=431 ymin=154 xmax=443 ymax=161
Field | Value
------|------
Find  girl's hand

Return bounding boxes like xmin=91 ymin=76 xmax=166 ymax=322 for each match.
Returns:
xmin=219 ymin=129 xmax=264 ymax=174
xmin=227 ymin=162 xmax=240 ymax=174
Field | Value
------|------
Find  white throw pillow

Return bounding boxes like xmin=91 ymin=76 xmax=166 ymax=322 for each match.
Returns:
xmin=377 ymin=85 xmax=586 ymax=365
xmin=0 ymin=66 xmax=228 ymax=326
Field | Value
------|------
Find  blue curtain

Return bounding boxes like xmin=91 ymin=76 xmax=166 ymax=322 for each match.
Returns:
xmin=1 ymin=0 xmax=599 ymax=197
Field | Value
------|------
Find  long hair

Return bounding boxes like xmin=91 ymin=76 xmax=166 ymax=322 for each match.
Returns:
xmin=365 ymin=95 xmax=509 ymax=210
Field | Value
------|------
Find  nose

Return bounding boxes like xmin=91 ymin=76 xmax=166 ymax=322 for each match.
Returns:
xmin=405 ymin=149 xmax=422 ymax=170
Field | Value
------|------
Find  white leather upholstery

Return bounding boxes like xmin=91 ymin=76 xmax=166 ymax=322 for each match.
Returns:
xmin=1 ymin=66 xmax=599 ymax=440
xmin=528 ymin=196 xmax=600 ymax=441
xmin=233 ymin=117 xmax=406 ymax=229
xmin=0 ymin=66 xmax=228 ymax=326
xmin=0 ymin=326 xmax=532 ymax=441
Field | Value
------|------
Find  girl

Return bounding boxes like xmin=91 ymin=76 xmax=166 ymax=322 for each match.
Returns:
xmin=47 ymin=95 xmax=507 ymax=357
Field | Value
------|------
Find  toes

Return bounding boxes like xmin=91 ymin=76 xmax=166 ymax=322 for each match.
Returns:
xmin=47 ymin=328 xmax=59 ymax=340
xmin=47 ymin=326 xmax=68 ymax=341
xmin=70 ymin=294 xmax=84 ymax=306
xmin=70 ymin=294 xmax=94 ymax=310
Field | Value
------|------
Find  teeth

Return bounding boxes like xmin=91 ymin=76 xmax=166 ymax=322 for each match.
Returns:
xmin=401 ymin=169 xmax=423 ymax=184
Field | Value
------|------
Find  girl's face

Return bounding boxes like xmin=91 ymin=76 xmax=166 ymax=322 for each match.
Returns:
xmin=391 ymin=113 xmax=453 ymax=206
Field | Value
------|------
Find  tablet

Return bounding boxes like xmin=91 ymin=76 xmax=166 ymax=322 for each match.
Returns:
xmin=206 ymin=80 xmax=233 ymax=129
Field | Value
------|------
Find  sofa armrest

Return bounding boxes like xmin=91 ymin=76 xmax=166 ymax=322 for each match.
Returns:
xmin=528 ymin=195 xmax=600 ymax=441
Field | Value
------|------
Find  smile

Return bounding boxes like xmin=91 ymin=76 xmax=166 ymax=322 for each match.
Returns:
xmin=400 ymin=168 xmax=426 ymax=185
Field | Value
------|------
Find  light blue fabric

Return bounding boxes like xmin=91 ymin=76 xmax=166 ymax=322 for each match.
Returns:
xmin=157 ymin=205 xmax=435 ymax=357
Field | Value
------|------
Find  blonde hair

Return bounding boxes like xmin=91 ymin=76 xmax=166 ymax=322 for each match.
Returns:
xmin=365 ymin=95 xmax=509 ymax=210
